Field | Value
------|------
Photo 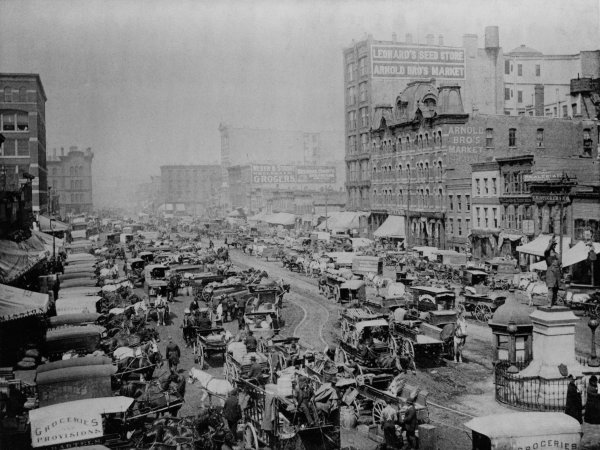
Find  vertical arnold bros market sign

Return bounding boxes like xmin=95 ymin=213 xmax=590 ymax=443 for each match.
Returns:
xmin=371 ymin=44 xmax=466 ymax=79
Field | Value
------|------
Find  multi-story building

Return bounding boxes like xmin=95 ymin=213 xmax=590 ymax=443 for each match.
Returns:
xmin=219 ymin=124 xmax=344 ymax=209
xmin=160 ymin=165 xmax=221 ymax=217
xmin=503 ymin=46 xmax=600 ymax=116
xmin=0 ymin=73 xmax=48 ymax=214
xmin=345 ymin=27 xmax=505 ymax=213
xmin=369 ymin=78 xmax=600 ymax=254
xmin=470 ymin=161 xmax=500 ymax=259
xmin=47 ymin=146 xmax=94 ymax=216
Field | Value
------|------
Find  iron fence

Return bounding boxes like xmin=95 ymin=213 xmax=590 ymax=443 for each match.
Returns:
xmin=494 ymin=360 xmax=588 ymax=411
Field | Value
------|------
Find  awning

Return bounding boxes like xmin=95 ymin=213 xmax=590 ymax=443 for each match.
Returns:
xmin=355 ymin=319 xmax=389 ymax=334
xmin=373 ymin=215 xmax=406 ymax=238
xmin=38 ymin=215 xmax=69 ymax=233
xmin=32 ymin=230 xmax=64 ymax=254
xmin=0 ymin=283 xmax=49 ymax=322
xmin=265 ymin=212 xmax=296 ymax=226
xmin=317 ymin=212 xmax=368 ymax=232
xmin=562 ymin=241 xmax=600 ymax=268
xmin=247 ymin=211 xmax=267 ymax=222
xmin=516 ymin=234 xmax=571 ymax=257
xmin=530 ymin=260 xmax=547 ymax=271
xmin=55 ymin=296 xmax=101 ymax=315
xmin=0 ymin=237 xmax=47 ymax=283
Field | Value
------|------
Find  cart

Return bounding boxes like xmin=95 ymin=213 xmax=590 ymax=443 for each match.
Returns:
xmin=44 ymin=325 xmax=105 ymax=361
xmin=462 ymin=292 xmax=506 ymax=322
xmin=223 ymin=351 xmax=271 ymax=385
xmin=320 ymin=271 xmax=364 ymax=303
xmin=192 ymin=327 xmax=228 ymax=368
xmin=243 ymin=311 xmax=280 ymax=342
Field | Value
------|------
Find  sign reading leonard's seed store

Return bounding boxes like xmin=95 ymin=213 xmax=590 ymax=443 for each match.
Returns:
xmin=371 ymin=44 xmax=465 ymax=79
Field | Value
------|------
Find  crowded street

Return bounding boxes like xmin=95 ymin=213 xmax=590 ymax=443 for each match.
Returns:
xmin=2 ymin=1 xmax=600 ymax=449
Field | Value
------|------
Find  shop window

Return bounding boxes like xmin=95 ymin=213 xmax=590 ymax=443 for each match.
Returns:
xmin=536 ymin=128 xmax=544 ymax=147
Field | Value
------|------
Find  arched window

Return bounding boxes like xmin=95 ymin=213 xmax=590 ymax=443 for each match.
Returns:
xmin=438 ymin=131 xmax=442 ymax=146
xmin=425 ymin=133 xmax=429 ymax=147
xmin=425 ymin=161 xmax=429 ymax=178
xmin=438 ymin=160 xmax=443 ymax=177
xmin=397 ymin=137 xmax=402 ymax=151
xmin=425 ymin=188 xmax=430 ymax=207
xmin=406 ymin=163 xmax=411 ymax=178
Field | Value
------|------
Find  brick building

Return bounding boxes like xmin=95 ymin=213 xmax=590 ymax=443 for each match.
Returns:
xmin=47 ymin=146 xmax=94 ymax=216
xmin=0 ymin=73 xmax=48 ymax=214
xmin=369 ymin=78 xmax=600 ymax=254
xmin=160 ymin=165 xmax=221 ymax=217
xmin=344 ymin=27 xmax=505 ymax=213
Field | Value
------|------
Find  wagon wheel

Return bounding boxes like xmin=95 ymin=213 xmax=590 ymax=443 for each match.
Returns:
xmin=475 ymin=304 xmax=493 ymax=323
xmin=594 ymin=303 xmax=600 ymax=319
xmin=202 ymin=286 xmax=212 ymax=301
xmin=402 ymin=340 xmax=417 ymax=373
xmin=372 ymin=400 xmax=387 ymax=426
xmin=243 ymin=423 xmax=260 ymax=450
xmin=196 ymin=343 xmax=205 ymax=368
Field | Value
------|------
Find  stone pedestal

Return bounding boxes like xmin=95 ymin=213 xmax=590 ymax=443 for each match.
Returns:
xmin=519 ymin=306 xmax=584 ymax=378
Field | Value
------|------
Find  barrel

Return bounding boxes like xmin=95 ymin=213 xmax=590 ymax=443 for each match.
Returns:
xmin=277 ymin=373 xmax=293 ymax=397
xmin=340 ymin=406 xmax=358 ymax=429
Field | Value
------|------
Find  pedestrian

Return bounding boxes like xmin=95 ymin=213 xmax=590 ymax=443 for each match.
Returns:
xmin=197 ymin=310 xmax=212 ymax=331
xmin=165 ymin=336 xmax=181 ymax=374
xmin=585 ymin=375 xmax=600 ymax=424
xmin=244 ymin=330 xmax=258 ymax=353
xmin=181 ymin=308 xmax=193 ymax=347
xmin=544 ymin=235 xmax=561 ymax=308
xmin=221 ymin=296 xmax=229 ymax=322
xmin=156 ymin=293 xmax=167 ymax=326
xmin=293 ymin=379 xmax=315 ymax=426
xmin=237 ymin=308 xmax=245 ymax=331
xmin=381 ymin=400 xmax=401 ymax=450
xmin=402 ymin=396 xmax=418 ymax=450
xmin=248 ymin=355 xmax=264 ymax=384
xmin=453 ymin=313 xmax=468 ymax=363
xmin=223 ymin=389 xmax=242 ymax=438
xmin=189 ymin=296 xmax=200 ymax=314
xmin=565 ymin=374 xmax=582 ymax=424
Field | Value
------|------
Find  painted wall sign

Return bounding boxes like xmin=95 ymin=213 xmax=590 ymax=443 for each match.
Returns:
xmin=31 ymin=413 xmax=102 ymax=448
xmin=251 ymin=164 xmax=336 ymax=184
xmin=371 ymin=45 xmax=466 ymax=79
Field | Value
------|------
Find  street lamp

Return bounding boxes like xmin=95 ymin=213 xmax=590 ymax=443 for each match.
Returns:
xmin=506 ymin=320 xmax=520 ymax=374
xmin=588 ymin=318 xmax=600 ymax=367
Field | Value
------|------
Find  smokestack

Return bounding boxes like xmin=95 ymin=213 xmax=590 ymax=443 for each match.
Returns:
xmin=484 ymin=26 xmax=500 ymax=49
xmin=392 ymin=33 xmax=397 ymax=43
xmin=534 ymin=84 xmax=544 ymax=117
xmin=438 ymin=35 xmax=444 ymax=46
xmin=405 ymin=33 xmax=413 ymax=44
xmin=426 ymin=34 xmax=434 ymax=45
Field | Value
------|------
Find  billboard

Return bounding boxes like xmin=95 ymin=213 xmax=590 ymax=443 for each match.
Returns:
xmin=251 ymin=164 xmax=336 ymax=184
xmin=371 ymin=44 xmax=466 ymax=79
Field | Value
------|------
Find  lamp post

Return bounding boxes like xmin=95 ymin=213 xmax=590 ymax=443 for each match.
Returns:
xmin=588 ymin=318 xmax=600 ymax=367
xmin=507 ymin=320 xmax=520 ymax=374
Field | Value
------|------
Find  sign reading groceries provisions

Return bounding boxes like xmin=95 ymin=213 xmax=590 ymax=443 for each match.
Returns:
xmin=371 ymin=44 xmax=466 ymax=79
xmin=251 ymin=164 xmax=336 ymax=184
xmin=31 ymin=411 xmax=102 ymax=447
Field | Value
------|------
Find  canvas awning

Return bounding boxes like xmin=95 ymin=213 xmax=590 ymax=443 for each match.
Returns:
xmin=0 ymin=237 xmax=47 ymax=283
xmin=562 ymin=241 xmax=600 ymax=267
xmin=0 ymin=283 xmax=49 ymax=322
xmin=373 ymin=215 xmax=406 ymax=238
xmin=38 ymin=215 xmax=69 ymax=233
xmin=247 ymin=211 xmax=267 ymax=222
xmin=516 ymin=234 xmax=571 ymax=257
xmin=265 ymin=212 xmax=296 ymax=226
xmin=317 ymin=212 xmax=368 ymax=232
xmin=32 ymin=230 xmax=64 ymax=254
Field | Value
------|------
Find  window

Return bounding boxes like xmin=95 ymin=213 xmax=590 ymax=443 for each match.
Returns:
xmin=347 ymin=87 xmax=355 ymax=105
xmin=476 ymin=207 xmax=481 ymax=227
xmin=486 ymin=128 xmax=493 ymax=147
xmin=536 ymin=128 xmax=544 ymax=147
xmin=359 ymin=82 xmax=367 ymax=102
xmin=505 ymin=60 xmax=510 ymax=74
xmin=466 ymin=218 xmax=471 ymax=233
xmin=497 ymin=334 xmax=509 ymax=360
xmin=562 ymin=105 xmax=568 ymax=117
xmin=583 ymin=128 xmax=593 ymax=157
xmin=517 ymin=91 xmax=523 ymax=103
xmin=475 ymin=178 xmax=481 ymax=195
xmin=492 ymin=178 xmax=497 ymax=195
xmin=535 ymin=64 xmax=541 ymax=76
xmin=360 ymin=134 xmax=368 ymax=152
xmin=360 ymin=107 xmax=369 ymax=127
xmin=457 ymin=219 xmax=462 ymax=236
xmin=4 ymin=87 xmax=11 ymax=102
xmin=457 ymin=195 xmax=462 ymax=211
xmin=448 ymin=219 xmax=454 ymax=235
xmin=493 ymin=208 xmax=498 ymax=228
xmin=509 ymin=128 xmax=516 ymax=147
xmin=572 ymin=103 xmax=578 ymax=116
xmin=466 ymin=195 xmax=471 ymax=211
xmin=504 ymin=88 xmax=510 ymax=101
xmin=484 ymin=208 xmax=489 ymax=228
xmin=517 ymin=64 xmax=522 ymax=76
xmin=348 ymin=111 xmax=356 ymax=130
xmin=1 ymin=113 xmax=15 ymax=131
xmin=358 ymin=57 xmax=367 ymax=76
xmin=448 ymin=195 xmax=453 ymax=211
xmin=16 ymin=112 xmax=28 ymax=131
xmin=347 ymin=62 xmax=355 ymax=81
xmin=484 ymin=178 xmax=489 ymax=194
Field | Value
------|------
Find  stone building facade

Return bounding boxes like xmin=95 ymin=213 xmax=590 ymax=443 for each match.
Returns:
xmin=160 ymin=165 xmax=221 ymax=217
xmin=47 ymin=146 xmax=94 ymax=216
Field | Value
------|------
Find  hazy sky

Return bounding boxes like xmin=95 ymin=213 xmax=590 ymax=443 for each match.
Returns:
xmin=1 ymin=0 xmax=599 ymax=206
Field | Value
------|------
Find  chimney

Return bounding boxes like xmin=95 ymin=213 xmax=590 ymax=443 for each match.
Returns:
xmin=534 ymin=84 xmax=544 ymax=117
xmin=426 ymin=34 xmax=434 ymax=45
xmin=438 ymin=35 xmax=444 ymax=46
xmin=61 ymin=147 xmax=64 ymax=156
xmin=405 ymin=33 xmax=413 ymax=44
xmin=438 ymin=85 xmax=465 ymax=115
xmin=462 ymin=34 xmax=478 ymax=58
xmin=392 ymin=33 xmax=397 ymax=43
xmin=484 ymin=26 xmax=500 ymax=49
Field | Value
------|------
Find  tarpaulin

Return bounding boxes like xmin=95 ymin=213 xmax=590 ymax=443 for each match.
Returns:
xmin=0 ymin=237 xmax=47 ymax=283
xmin=373 ymin=215 xmax=406 ymax=238
xmin=0 ymin=283 xmax=49 ymax=323
xmin=516 ymin=234 xmax=571 ymax=257
xmin=32 ymin=230 xmax=64 ymax=254
xmin=562 ymin=241 xmax=600 ymax=268
xmin=317 ymin=212 xmax=368 ymax=232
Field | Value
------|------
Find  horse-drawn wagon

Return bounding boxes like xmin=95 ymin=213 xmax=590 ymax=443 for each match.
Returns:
xmin=459 ymin=269 xmax=506 ymax=322
xmin=223 ymin=350 xmax=271 ymax=385
xmin=192 ymin=327 xmax=229 ymax=368
xmin=44 ymin=324 xmax=105 ymax=360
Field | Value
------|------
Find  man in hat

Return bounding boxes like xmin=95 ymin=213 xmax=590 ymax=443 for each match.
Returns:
xmin=223 ymin=388 xmax=242 ymax=439
xmin=165 ymin=336 xmax=181 ymax=374
xmin=244 ymin=330 xmax=258 ymax=353
xmin=293 ymin=379 xmax=315 ymax=426
xmin=197 ymin=310 xmax=212 ymax=331
xmin=381 ymin=400 xmax=401 ymax=450
xmin=402 ymin=395 xmax=418 ymax=450
xmin=189 ymin=296 xmax=200 ymax=314
xmin=544 ymin=235 xmax=562 ymax=308
xmin=181 ymin=308 xmax=193 ymax=347
xmin=248 ymin=355 xmax=263 ymax=384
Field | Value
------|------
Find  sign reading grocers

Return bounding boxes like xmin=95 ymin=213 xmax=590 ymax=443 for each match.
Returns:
xmin=371 ymin=44 xmax=466 ymax=79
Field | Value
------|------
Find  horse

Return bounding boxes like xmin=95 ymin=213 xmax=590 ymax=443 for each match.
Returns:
xmin=453 ymin=316 xmax=468 ymax=363
xmin=114 ymin=339 xmax=162 ymax=382
xmin=188 ymin=367 xmax=234 ymax=407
